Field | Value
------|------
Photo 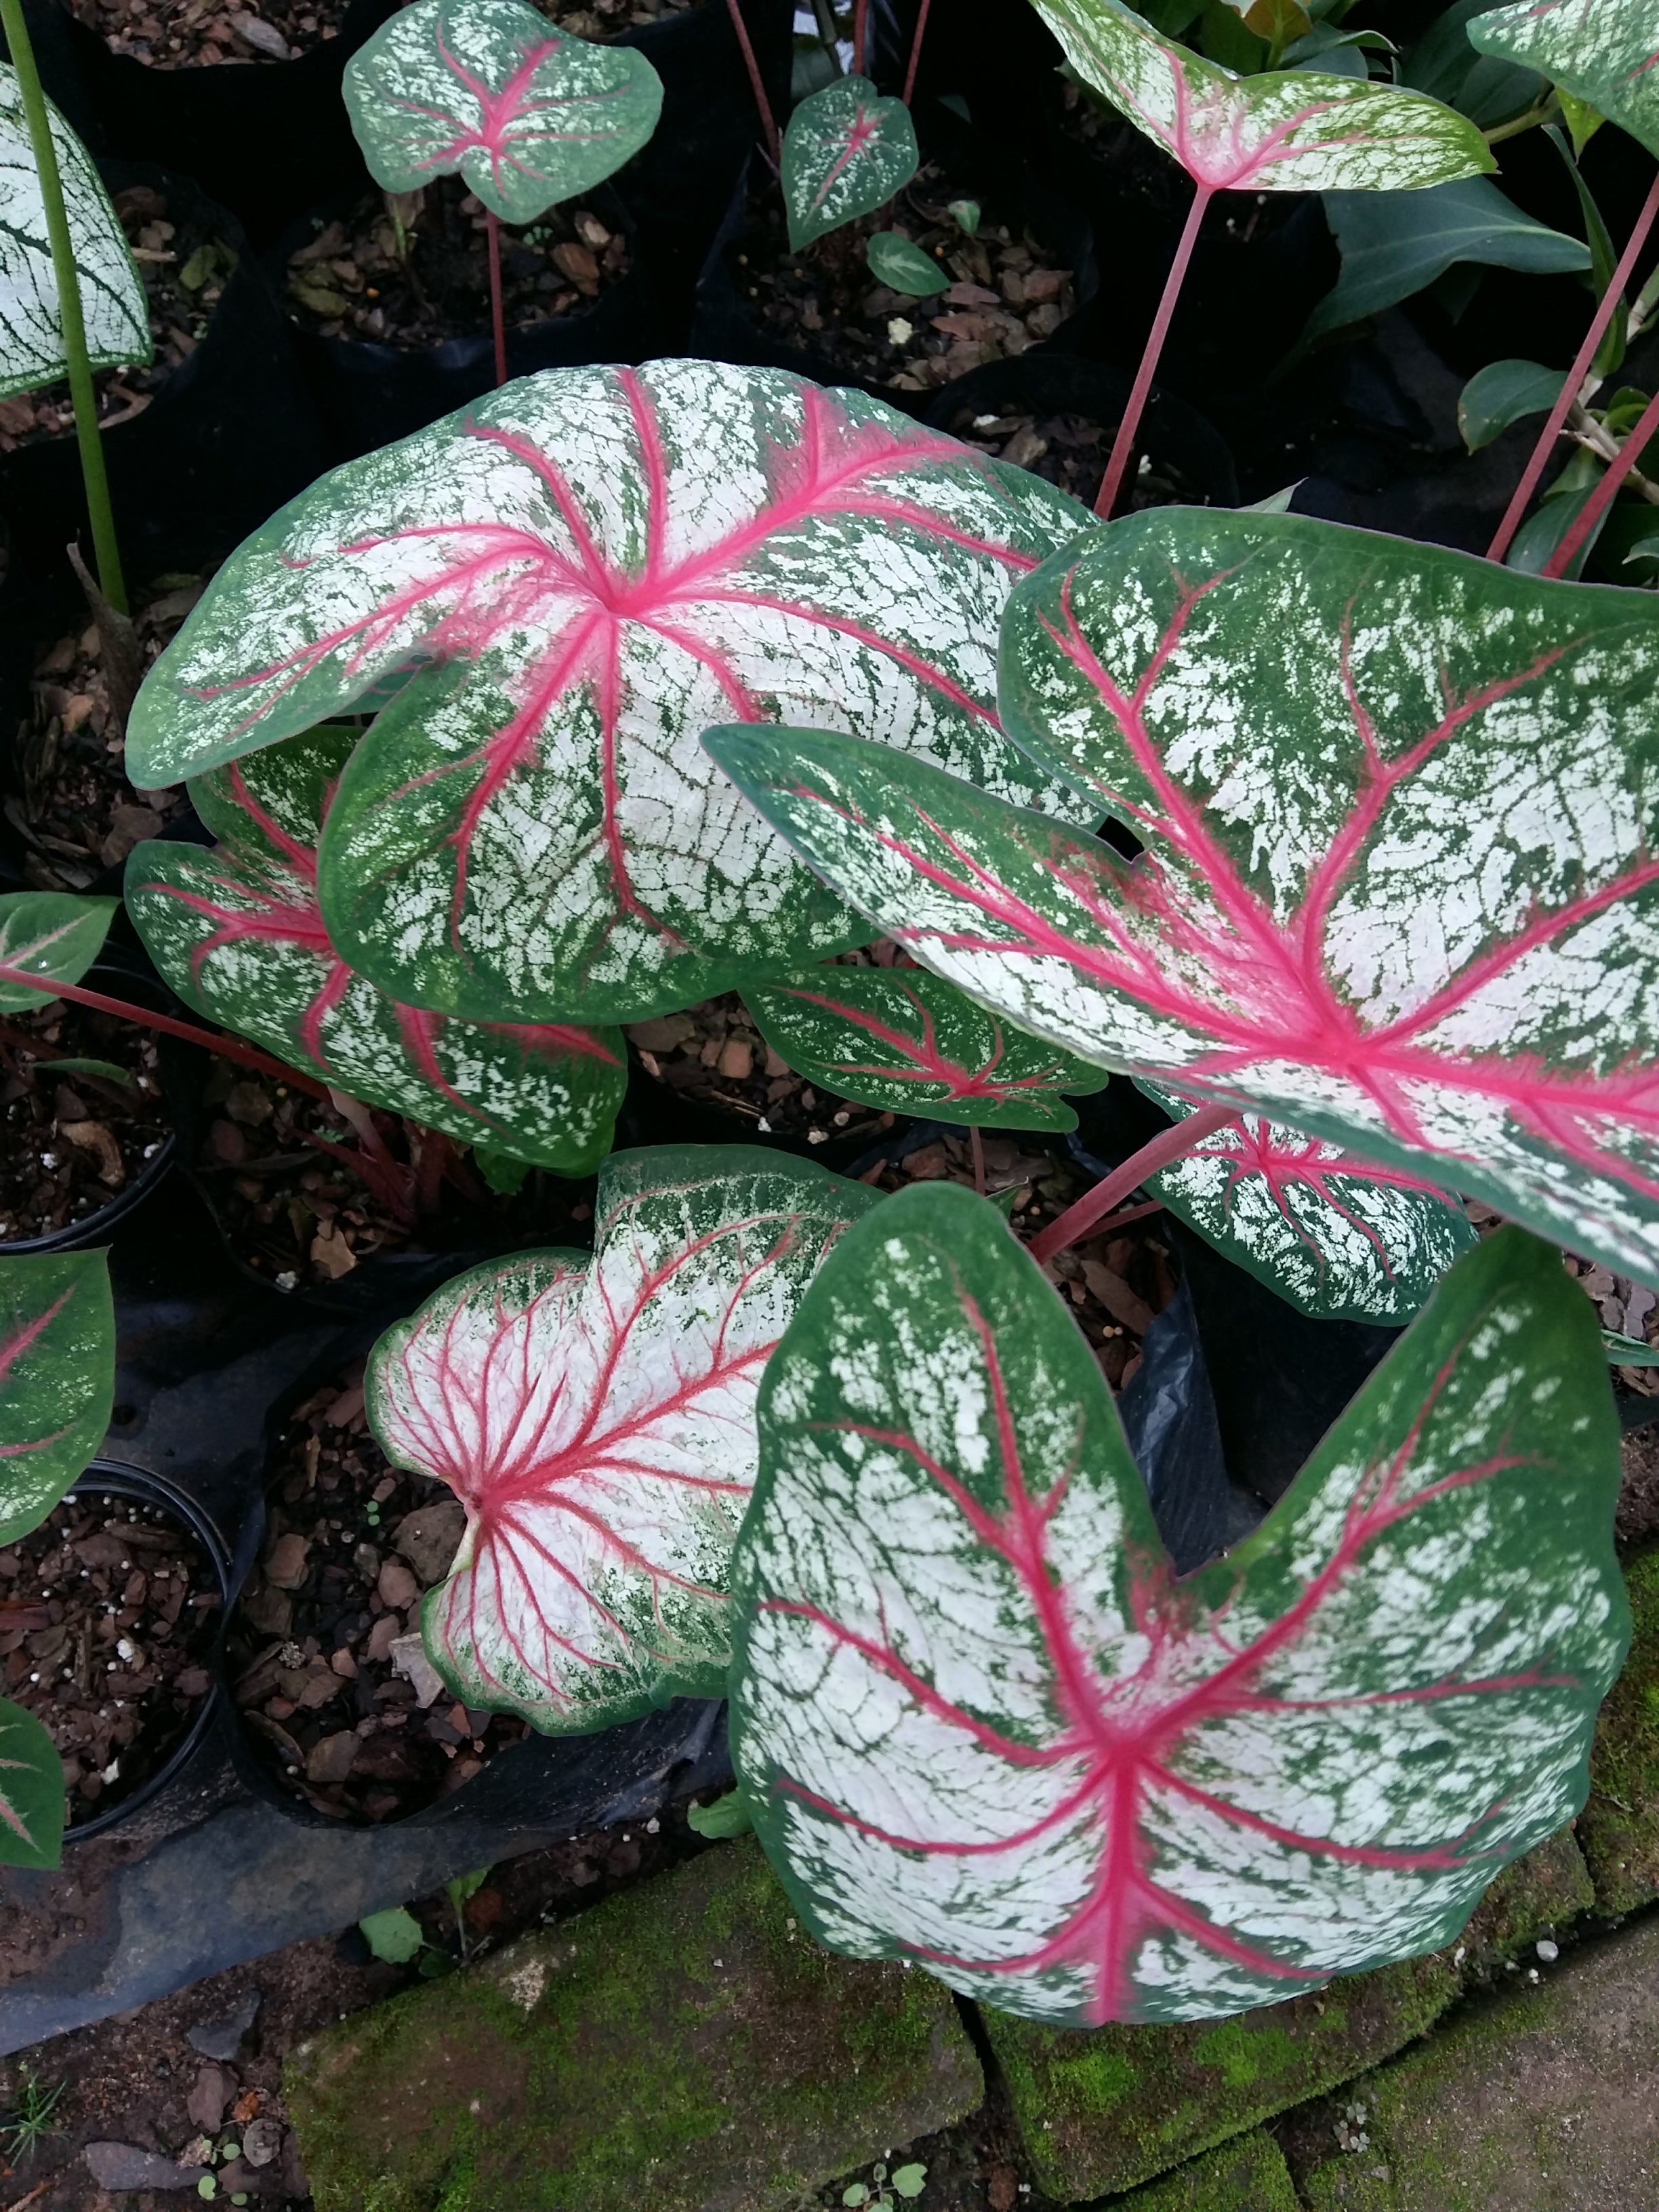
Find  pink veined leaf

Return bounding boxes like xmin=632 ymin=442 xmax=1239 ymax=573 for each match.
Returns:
xmin=0 ymin=890 xmax=117 ymax=1012
xmin=0 ymin=1249 xmax=114 ymax=1548
xmin=0 ymin=1698 xmax=64 ymax=1870
xmin=365 ymin=1145 xmax=883 ymax=1733
xmin=781 ymin=75 xmax=921 ymax=251
xmin=125 ymin=361 xmax=1095 ymax=1027
xmin=342 ymin=0 xmax=663 ymax=224
xmin=730 ymin=1185 xmax=1627 ymax=2026
xmin=1469 ymin=0 xmax=1659 ymax=160
xmin=123 ymin=725 xmax=626 ymax=1175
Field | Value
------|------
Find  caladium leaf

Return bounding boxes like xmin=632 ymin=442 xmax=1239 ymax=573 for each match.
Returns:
xmin=782 ymin=76 xmax=920 ymax=253
xmin=1469 ymin=0 xmax=1659 ymax=161
xmin=0 ymin=891 xmax=117 ymax=1011
xmin=1029 ymin=0 xmax=1492 ymax=192
xmin=1137 ymin=1084 xmax=1477 ymax=1324
xmin=730 ymin=1186 xmax=1626 ymax=2026
xmin=125 ymin=361 xmax=1093 ymax=1027
xmin=0 ymin=1249 xmax=115 ymax=1547
xmin=124 ymin=726 xmax=625 ymax=1174
xmin=0 ymin=66 xmax=150 ymax=401
xmin=704 ymin=509 xmax=1659 ymax=1286
xmin=366 ymin=1145 xmax=882 ymax=1732
xmin=0 ymin=1698 xmax=64 ymax=1870
xmin=742 ymin=966 xmax=1107 ymax=1131
xmin=342 ymin=0 xmax=663 ymax=223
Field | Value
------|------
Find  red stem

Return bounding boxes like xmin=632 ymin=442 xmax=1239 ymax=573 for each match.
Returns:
xmin=1541 ymin=380 xmax=1659 ymax=579
xmin=485 ymin=208 xmax=508 ymax=388
xmin=1096 ymin=181 xmax=1212 ymax=521
xmin=902 ymin=0 xmax=931 ymax=105
xmin=853 ymin=0 xmax=869 ymax=75
xmin=29 ymin=977 xmax=333 ymax=1101
xmin=1027 ymin=1102 xmax=1238 ymax=1267
xmin=722 ymin=0 xmax=780 ymax=166
xmin=1488 ymin=168 xmax=1659 ymax=566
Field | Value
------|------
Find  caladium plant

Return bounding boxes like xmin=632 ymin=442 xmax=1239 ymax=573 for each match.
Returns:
xmin=781 ymin=75 xmax=920 ymax=252
xmin=125 ymin=360 xmax=1096 ymax=1028
xmin=0 ymin=890 xmax=117 ymax=1009
xmin=742 ymin=966 xmax=1107 ymax=1132
xmin=704 ymin=508 xmax=1659 ymax=1287
xmin=1469 ymin=0 xmax=1659 ymax=158
xmin=729 ymin=1183 xmax=1626 ymax=2026
xmin=365 ymin=1145 xmax=881 ymax=1733
xmin=124 ymin=724 xmax=626 ymax=1174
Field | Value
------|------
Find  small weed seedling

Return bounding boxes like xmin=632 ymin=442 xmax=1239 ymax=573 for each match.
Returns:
xmin=2 ymin=2068 xmax=68 ymax=2165
xmin=844 ymin=2160 xmax=927 ymax=2208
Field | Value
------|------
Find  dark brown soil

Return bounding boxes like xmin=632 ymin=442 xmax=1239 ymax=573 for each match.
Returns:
xmin=0 ymin=186 xmax=233 ymax=451
xmin=68 ymin=0 xmax=348 ymax=65
xmin=285 ymin=178 xmax=630 ymax=350
xmin=533 ymin=0 xmax=698 ymax=25
xmin=937 ymin=398 xmax=1210 ymax=517
xmin=735 ymin=161 xmax=1078 ymax=394
xmin=0 ymin=1489 xmax=218 ymax=1828
xmin=0 ymin=997 xmax=169 ymax=1242
xmin=228 ymin=1365 xmax=527 ymax=1822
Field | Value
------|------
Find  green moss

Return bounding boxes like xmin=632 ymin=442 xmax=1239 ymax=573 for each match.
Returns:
xmin=1450 ymin=1826 xmax=1592 ymax=1980
xmin=1115 ymin=2129 xmax=1300 ymax=2209
xmin=1190 ymin=2020 xmax=1300 ymax=2089
xmin=1579 ymin=1546 xmax=1659 ymax=1914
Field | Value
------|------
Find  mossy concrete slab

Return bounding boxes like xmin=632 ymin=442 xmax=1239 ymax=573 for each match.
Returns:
xmin=1578 ymin=1546 xmax=1659 ymax=1914
xmin=1450 ymin=1828 xmax=1592 ymax=1980
xmin=1107 ymin=2129 xmax=1298 ymax=2209
xmin=284 ymin=1837 xmax=982 ymax=2212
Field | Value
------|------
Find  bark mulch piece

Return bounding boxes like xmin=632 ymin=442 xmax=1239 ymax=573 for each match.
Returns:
xmin=534 ymin=0 xmax=699 ymax=26
xmin=68 ymin=0 xmax=351 ymax=66
xmin=228 ymin=1365 xmax=527 ymax=1822
xmin=0 ymin=998 xmax=167 ymax=1243
xmin=0 ymin=186 xmax=235 ymax=453
xmin=734 ymin=161 xmax=1077 ymax=394
xmin=937 ymin=398 xmax=1202 ymax=516
xmin=285 ymin=178 xmax=630 ymax=349
xmin=0 ymin=1489 xmax=218 ymax=1828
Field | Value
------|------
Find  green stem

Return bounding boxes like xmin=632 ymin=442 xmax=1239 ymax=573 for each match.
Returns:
xmin=0 ymin=0 xmax=126 ymax=611
xmin=1483 ymin=94 xmax=1558 ymax=146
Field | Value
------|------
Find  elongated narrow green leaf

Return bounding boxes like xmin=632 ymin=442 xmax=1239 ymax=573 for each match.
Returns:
xmin=1401 ymin=0 xmax=1543 ymax=132
xmin=0 ymin=1697 xmax=64 ymax=1869
xmin=0 ymin=1249 xmax=114 ymax=1546
xmin=783 ymin=77 xmax=920 ymax=252
xmin=731 ymin=1191 xmax=1625 ymax=2026
xmin=1459 ymin=358 xmax=1568 ymax=452
xmin=1307 ymin=179 xmax=1589 ymax=337
xmin=0 ymin=892 xmax=117 ymax=1012
xmin=1029 ymin=0 xmax=1492 ymax=192
xmin=343 ymin=0 xmax=663 ymax=222
xmin=743 ymin=966 xmax=1107 ymax=1130
xmin=703 ymin=509 xmax=1659 ymax=1287
xmin=0 ymin=65 xmax=150 ymax=401
xmin=1470 ymin=0 xmax=1659 ymax=159
xmin=367 ymin=1147 xmax=882 ymax=1734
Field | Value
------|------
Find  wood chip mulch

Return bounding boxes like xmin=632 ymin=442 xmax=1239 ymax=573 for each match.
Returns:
xmin=68 ymin=0 xmax=350 ymax=66
xmin=0 ymin=998 xmax=168 ymax=1242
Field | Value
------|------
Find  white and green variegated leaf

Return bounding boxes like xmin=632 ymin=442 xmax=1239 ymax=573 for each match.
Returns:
xmin=782 ymin=77 xmax=920 ymax=252
xmin=0 ymin=1697 xmax=64 ymax=1868
xmin=703 ymin=509 xmax=1659 ymax=1288
xmin=0 ymin=66 xmax=149 ymax=400
xmin=125 ymin=363 xmax=1096 ymax=1029
xmin=123 ymin=726 xmax=626 ymax=1174
xmin=1469 ymin=0 xmax=1659 ymax=160
xmin=342 ymin=0 xmax=663 ymax=223
xmin=0 ymin=1249 xmax=114 ymax=1547
xmin=1139 ymin=1083 xmax=1477 ymax=1324
xmin=730 ymin=1188 xmax=1626 ymax=2026
xmin=366 ymin=1146 xmax=882 ymax=1734
xmin=0 ymin=891 xmax=117 ymax=1011
xmin=1027 ymin=0 xmax=1493 ymax=192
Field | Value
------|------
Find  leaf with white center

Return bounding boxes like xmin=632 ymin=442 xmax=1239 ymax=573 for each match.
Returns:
xmin=865 ymin=232 xmax=949 ymax=298
xmin=0 ymin=892 xmax=117 ymax=1011
xmin=124 ymin=727 xmax=624 ymax=1174
xmin=126 ymin=361 xmax=1095 ymax=1027
xmin=741 ymin=964 xmax=1107 ymax=1131
xmin=1137 ymin=1084 xmax=1477 ymax=1324
xmin=782 ymin=77 xmax=920 ymax=253
xmin=0 ymin=1698 xmax=63 ymax=1869
xmin=1469 ymin=0 xmax=1659 ymax=161
xmin=0 ymin=1249 xmax=114 ymax=1546
xmin=1028 ymin=0 xmax=1492 ymax=193
xmin=730 ymin=1188 xmax=1626 ymax=2026
xmin=0 ymin=66 xmax=150 ymax=400
xmin=367 ymin=1145 xmax=882 ymax=1732
xmin=342 ymin=0 xmax=663 ymax=223
xmin=703 ymin=508 xmax=1659 ymax=1288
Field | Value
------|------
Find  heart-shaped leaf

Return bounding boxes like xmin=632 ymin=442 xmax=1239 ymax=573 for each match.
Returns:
xmin=0 ymin=892 xmax=117 ymax=1011
xmin=730 ymin=1185 xmax=1626 ymax=2026
xmin=342 ymin=0 xmax=663 ymax=224
xmin=783 ymin=77 xmax=920 ymax=252
xmin=865 ymin=231 xmax=949 ymax=298
xmin=1138 ymin=1084 xmax=1477 ymax=1324
xmin=1469 ymin=0 xmax=1659 ymax=160
xmin=0 ymin=66 xmax=150 ymax=401
xmin=743 ymin=966 xmax=1107 ymax=1130
xmin=0 ymin=1697 xmax=64 ymax=1869
xmin=366 ymin=1145 xmax=882 ymax=1732
xmin=124 ymin=727 xmax=625 ymax=1174
xmin=1030 ymin=0 xmax=1493 ymax=191
xmin=0 ymin=1249 xmax=115 ymax=1546
xmin=705 ymin=510 xmax=1659 ymax=1286
xmin=126 ymin=363 xmax=1093 ymax=1027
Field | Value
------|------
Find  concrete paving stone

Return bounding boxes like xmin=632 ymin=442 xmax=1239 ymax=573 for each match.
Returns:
xmin=1101 ymin=2129 xmax=1299 ymax=2209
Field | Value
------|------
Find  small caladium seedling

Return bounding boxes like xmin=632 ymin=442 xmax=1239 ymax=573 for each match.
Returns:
xmin=705 ymin=508 xmax=1659 ymax=1286
xmin=743 ymin=966 xmax=1107 ymax=1132
xmin=782 ymin=76 xmax=920 ymax=252
xmin=730 ymin=1184 xmax=1626 ymax=2026
xmin=366 ymin=1146 xmax=882 ymax=1732
xmin=0 ymin=891 xmax=117 ymax=1008
xmin=0 ymin=1249 xmax=114 ymax=1547
xmin=126 ymin=360 xmax=1094 ymax=1027
xmin=124 ymin=726 xmax=626 ymax=1174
